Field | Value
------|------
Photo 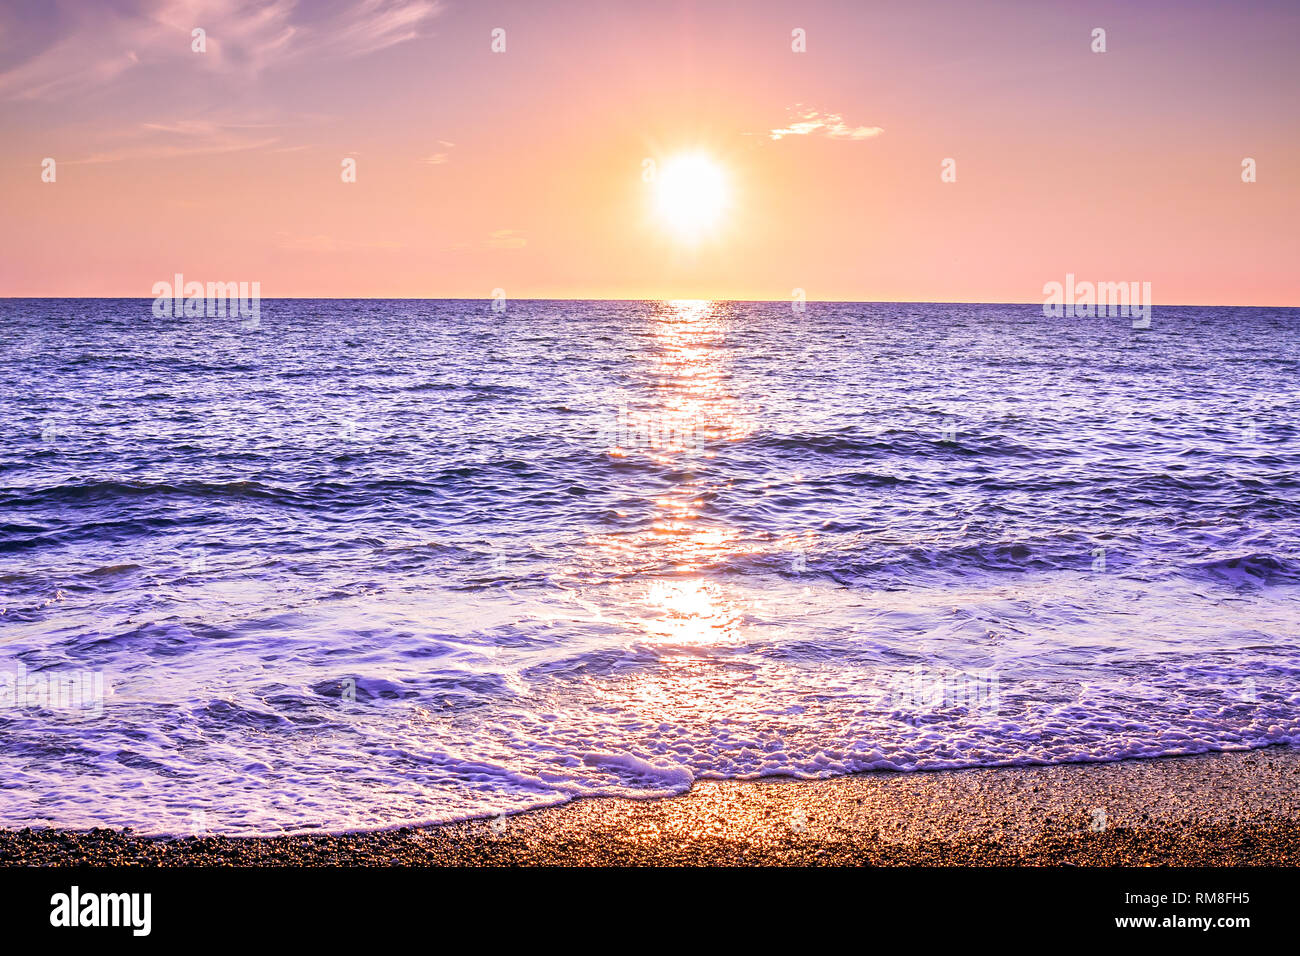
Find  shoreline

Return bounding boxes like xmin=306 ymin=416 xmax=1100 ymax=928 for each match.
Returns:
xmin=3 ymin=747 xmax=1297 ymax=866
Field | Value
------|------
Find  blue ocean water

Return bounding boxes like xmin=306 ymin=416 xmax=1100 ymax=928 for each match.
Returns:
xmin=1 ymin=298 xmax=1297 ymax=835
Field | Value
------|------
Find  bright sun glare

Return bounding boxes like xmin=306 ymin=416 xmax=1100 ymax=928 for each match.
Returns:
xmin=654 ymin=154 xmax=728 ymax=241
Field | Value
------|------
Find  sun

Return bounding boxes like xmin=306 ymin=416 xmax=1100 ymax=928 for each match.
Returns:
xmin=653 ymin=153 xmax=728 ymax=242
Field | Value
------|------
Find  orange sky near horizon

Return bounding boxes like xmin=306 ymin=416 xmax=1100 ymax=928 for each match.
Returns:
xmin=1 ymin=0 xmax=1298 ymax=305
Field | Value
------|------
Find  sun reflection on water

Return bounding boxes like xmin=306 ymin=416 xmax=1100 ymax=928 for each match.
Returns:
xmin=608 ymin=299 xmax=755 ymax=464
xmin=640 ymin=578 xmax=743 ymax=645
xmin=592 ymin=299 xmax=758 ymax=645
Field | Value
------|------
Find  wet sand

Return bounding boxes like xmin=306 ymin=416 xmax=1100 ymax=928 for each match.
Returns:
xmin=2 ymin=747 xmax=1297 ymax=866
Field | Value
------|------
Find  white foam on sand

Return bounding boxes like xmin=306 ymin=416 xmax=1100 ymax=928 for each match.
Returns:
xmin=2 ymin=570 xmax=1298 ymax=837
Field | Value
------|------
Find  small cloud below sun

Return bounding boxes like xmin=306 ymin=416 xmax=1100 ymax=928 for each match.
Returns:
xmin=485 ymin=229 xmax=526 ymax=249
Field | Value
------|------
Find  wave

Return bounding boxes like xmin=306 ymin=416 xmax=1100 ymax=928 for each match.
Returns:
xmin=737 ymin=428 xmax=1041 ymax=459
xmin=1191 ymin=553 xmax=1300 ymax=586
xmin=0 ymin=478 xmax=280 ymax=509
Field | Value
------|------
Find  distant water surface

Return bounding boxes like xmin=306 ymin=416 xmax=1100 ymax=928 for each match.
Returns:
xmin=0 ymin=298 xmax=1297 ymax=834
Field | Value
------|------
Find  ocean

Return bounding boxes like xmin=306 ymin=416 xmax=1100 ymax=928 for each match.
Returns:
xmin=1 ymin=297 xmax=1297 ymax=835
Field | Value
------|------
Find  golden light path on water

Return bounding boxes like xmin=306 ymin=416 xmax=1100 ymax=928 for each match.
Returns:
xmin=579 ymin=300 xmax=803 ymax=725
xmin=605 ymin=300 xmax=750 ymax=643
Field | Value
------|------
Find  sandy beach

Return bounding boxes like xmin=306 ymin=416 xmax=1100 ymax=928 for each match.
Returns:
xmin=2 ymin=747 xmax=1296 ymax=867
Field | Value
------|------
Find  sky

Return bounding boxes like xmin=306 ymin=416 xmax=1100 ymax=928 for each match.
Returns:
xmin=1 ymin=0 xmax=1298 ymax=303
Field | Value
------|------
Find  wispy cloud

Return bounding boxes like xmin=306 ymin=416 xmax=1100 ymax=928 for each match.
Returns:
xmin=485 ymin=229 xmax=526 ymax=249
xmin=450 ymin=229 xmax=527 ymax=251
xmin=0 ymin=0 xmax=445 ymax=100
xmin=421 ymin=141 xmax=455 ymax=165
xmin=277 ymin=233 xmax=405 ymax=252
xmin=768 ymin=106 xmax=883 ymax=142
xmin=66 ymin=117 xmax=280 ymax=164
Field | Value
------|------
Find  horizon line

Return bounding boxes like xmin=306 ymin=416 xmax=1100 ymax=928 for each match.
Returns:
xmin=3 ymin=296 xmax=1298 ymax=309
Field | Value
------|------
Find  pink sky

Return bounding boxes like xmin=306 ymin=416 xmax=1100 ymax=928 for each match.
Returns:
xmin=1 ymin=0 xmax=1297 ymax=303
